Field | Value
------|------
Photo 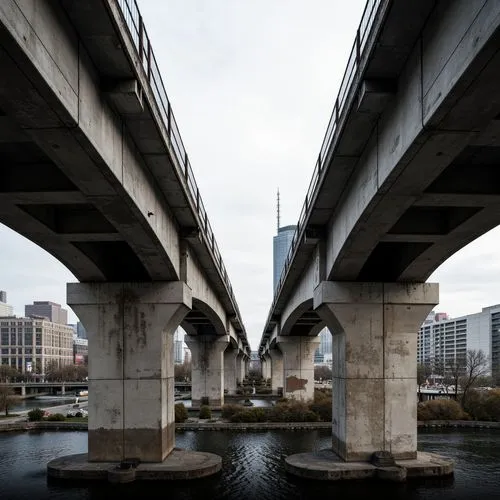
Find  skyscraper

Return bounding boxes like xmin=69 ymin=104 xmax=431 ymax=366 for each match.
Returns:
xmin=0 ymin=291 xmax=13 ymax=317
xmin=174 ymin=328 xmax=184 ymax=364
xmin=272 ymin=189 xmax=297 ymax=293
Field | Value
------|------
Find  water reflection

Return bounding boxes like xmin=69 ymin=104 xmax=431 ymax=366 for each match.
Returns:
xmin=0 ymin=429 xmax=499 ymax=500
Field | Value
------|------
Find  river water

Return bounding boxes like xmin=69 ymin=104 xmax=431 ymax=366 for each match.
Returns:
xmin=0 ymin=428 xmax=498 ymax=500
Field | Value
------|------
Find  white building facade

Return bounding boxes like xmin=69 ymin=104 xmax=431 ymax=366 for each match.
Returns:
xmin=417 ymin=305 xmax=500 ymax=379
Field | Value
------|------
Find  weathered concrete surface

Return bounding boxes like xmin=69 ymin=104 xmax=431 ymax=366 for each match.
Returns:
xmin=47 ymin=450 xmax=222 ymax=481
xmin=285 ymin=450 xmax=453 ymax=481
xmin=269 ymin=348 xmax=284 ymax=394
xmin=236 ymin=352 xmax=246 ymax=384
xmin=67 ymin=282 xmax=191 ymax=462
xmin=315 ymin=281 xmax=438 ymax=462
xmin=223 ymin=343 xmax=238 ymax=395
xmin=277 ymin=336 xmax=319 ymax=401
xmin=185 ymin=335 xmax=229 ymax=408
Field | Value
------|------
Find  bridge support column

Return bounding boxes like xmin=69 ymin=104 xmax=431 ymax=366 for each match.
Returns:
xmin=269 ymin=348 xmax=284 ymax=395
xmin=244 ymin=356 xmax=249 ymax=378
xmin=224 ymin=345 xmax=238 ymax=395
xmin=315 ymin=281 xmax=438 ymax=462
xmin=185 ymin=335 xmax=229 ymax=408
xmin=277 ymin=337 xmax=319 ymax=401
xmin=260 ymin=355 xmax=268 ymax=380
xmin=236 ymin=353 xmax=245 ymax=384
xmin=21 ymin=385 xmax=26 ymax=397
xmin=67 ymin=282 xmax=191 ymax=463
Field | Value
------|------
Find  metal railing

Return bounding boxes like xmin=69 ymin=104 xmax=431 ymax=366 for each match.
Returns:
xmin=115 ymin=0 xmax=244 ymax=333
xmin=270 ymin=0 xmax=382 ymax=318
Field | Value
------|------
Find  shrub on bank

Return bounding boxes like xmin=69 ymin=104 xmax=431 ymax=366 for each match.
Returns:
xmin=222 ymin=404 xmax=244 ymax=420
xmin=308 ymin=398 xmax=332 ymax=421
xmin=230 ymin=408 xmax=268 ymax=423
xmin=27 ymin=408 xmax=44 ymax=422
xmin=268 ymin=400 xmax=319 ymax=423
xmin=463 ymin=389 xmax=500 ymax=422
xmin=46 ymin=413 xmax=65 ymax=422
xmin=175 ymin=403 xmax=188 ymax=423
xmin=256 ymin=388 xmax=272 ymax=395
xmin=314 ymin=388 xmax=332 ymax=399
xmin=417 ymin=399 xmax=470 ymax=421
xmin=199 ymin=405 xmax=211 ymax=419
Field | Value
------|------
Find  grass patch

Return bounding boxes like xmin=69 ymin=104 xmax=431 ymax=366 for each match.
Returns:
xmin=0 ymin=414 xmax=19 ymax=419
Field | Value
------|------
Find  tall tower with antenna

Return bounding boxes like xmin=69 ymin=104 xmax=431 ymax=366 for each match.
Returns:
xmin=277 ymin=188 xmax=280 ymax=232
xmin=272 ymin=189 xmax=297 ymax=293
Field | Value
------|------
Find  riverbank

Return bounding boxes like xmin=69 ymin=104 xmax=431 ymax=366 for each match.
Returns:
xmin=1 ymin=418 xmax=499 ymax=433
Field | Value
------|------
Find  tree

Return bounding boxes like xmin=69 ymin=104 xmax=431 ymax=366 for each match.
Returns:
xmin=446 ymin=357 xmax=466 ymax=400
xmin=0 ymin=385 xmax=17 ymax=416
xmin=460 ymin=349 xmax=489 ymax=407
xmin=45 ymin=360 xmax=61 ymax=381
xmin=417 ymin=363 xmax=431 ymax=401
xmin=44 ymin=363 xmax=88 ymax=382
xmin=314 ymin=365 xmax=332 ymax=382
xmin=174 ymin=360 xmax=191 ymax=381
xmin=0 ymin=366 xmax=21 ymax=383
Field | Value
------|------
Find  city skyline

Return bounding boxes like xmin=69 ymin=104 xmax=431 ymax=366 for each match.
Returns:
xmin=1 ymin=0 xmax=500 ymax=349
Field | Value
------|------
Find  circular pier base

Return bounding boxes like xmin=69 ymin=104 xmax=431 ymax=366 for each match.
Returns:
xmin=285 ymin=450 xmax=453 ymax=481
xmin=47 ymin=449 xmax=222 ymax=482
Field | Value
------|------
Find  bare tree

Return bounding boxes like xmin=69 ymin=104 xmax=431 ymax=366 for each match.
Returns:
xmin=446 ymin=357 xmax=465 ymax=400
xmin=0 ymin=385 xmax=17 ymax=416
xmin=460 ymin=349 xmax=489 ymax=407
xmin=314 ymin=365 xmax=332 ymax=382
xmin=0 ymin=366 xmax=21 ymax=383
xmin=174 ymin=360 xmax=191 ymax=381
xmin=417 ymin=363 xmax=431 ymax=401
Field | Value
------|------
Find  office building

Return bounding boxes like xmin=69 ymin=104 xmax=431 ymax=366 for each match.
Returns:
xmin=73 ymin=335 xmax=88 ymax=365
xmin=417 ymin=304 xmax=500 ymax=379
xmin=76 ymin=321 xmax=87 ymax=339
xmin=174 ymin=328 xmax=183 ymax=364
xmin=0 ymin=316 xmax=74 ymax=375
xmin=25 ymin=301 xmax=68 ymax=325
xmin=273 ymin=225 xmax=296 ymax=293
xmin=0 ymin=291 xmax=13 ymax=317
xmin=318 ymin=328 xmax=332 ymax=356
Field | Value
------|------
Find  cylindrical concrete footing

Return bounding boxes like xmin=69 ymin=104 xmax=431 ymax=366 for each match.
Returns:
xmin=107 ymin=467 xmax=136 ymax=483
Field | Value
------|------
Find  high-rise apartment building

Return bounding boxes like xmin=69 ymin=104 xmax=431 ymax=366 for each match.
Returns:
xmin=0 ymin=316 xmax=74 ymax=375
xmin=417 ymin=304 xmax=500 ymax=379
xmin=25 ymin=301 xmax=68 ymax=325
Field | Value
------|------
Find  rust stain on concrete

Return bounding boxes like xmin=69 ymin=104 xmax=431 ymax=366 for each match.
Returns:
xmin=286 ymin=375 xmax=308 ymax=392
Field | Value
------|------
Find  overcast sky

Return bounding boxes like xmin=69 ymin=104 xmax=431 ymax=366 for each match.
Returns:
xmin=1 ymin=0 xmax=500 ymax=349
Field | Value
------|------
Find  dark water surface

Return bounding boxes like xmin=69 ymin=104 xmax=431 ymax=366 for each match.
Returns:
xmin=0 ymin=428 xmax=499 ymax=500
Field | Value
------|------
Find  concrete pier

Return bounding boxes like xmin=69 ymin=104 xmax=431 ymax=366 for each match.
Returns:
xmin=277 ymin=336 xmax=319 ymax=401
xmin=315 ymin=282 xmax=438 ymax=461
xmin=185 ymin=335 xmax=229 ymax=408
xmin=67 ymin=282 xmax=191 ymax=462
xmin=224 ymin=343 xmax=238 ymax=395
xmin=269 ymin=348 xmax=284 ymax=394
